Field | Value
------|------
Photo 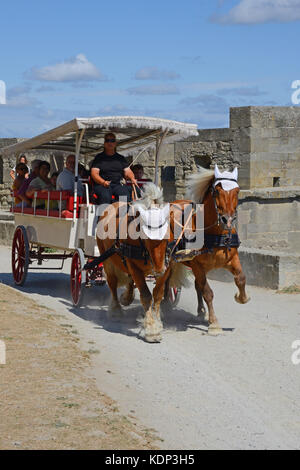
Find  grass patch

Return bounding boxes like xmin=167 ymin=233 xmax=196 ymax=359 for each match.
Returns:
xmin=62 ymin=403 xmax=80 ymax=409
xmin=276 ymin=284 xmax=300 ymax=294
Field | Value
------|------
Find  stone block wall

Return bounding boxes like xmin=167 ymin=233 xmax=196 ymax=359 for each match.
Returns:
xmin=231 ymin=106 xmax=300 ymax=188
xmin=174 ymin=128 xmax=241 ymax=199
xmin=237 ymin=188 xmax=300 ymax=252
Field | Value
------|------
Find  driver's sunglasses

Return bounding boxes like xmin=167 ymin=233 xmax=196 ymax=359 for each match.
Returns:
xmin=105 ymin=138 xmax=116 ymax=143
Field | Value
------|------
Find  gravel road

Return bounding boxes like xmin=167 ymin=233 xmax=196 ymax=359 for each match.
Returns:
xmin=1 ymin=244 xmax=300 ymax=450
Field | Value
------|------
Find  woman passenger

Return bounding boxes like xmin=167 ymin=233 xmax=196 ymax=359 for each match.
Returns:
xmin=26 ymin=161 xmax=55 ymax=208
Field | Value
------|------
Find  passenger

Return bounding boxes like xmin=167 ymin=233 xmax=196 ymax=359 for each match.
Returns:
xmin=130 ymin=163 xmax=151 ymax=191
xmin=132 ymin=164 xmax=145 ymax=180
xmin=50 ymin=171 xmax=59 ymax=188
xmin=78 ymin=163 xmax=90 ymax=181
xmin=90 ymin=132 xmax=137 ymax=204
xmin=16 ymin=159 xmax=41 ymax=208
xmin=12 ymin=163 xmax=28 ymax=206
xmin=10 ymin=154 xmax=29 ymax=181
xmin=26 ymin=161 xmax=54 ymax=208
xmin=56 ymin=154 xmax=84 ymax=196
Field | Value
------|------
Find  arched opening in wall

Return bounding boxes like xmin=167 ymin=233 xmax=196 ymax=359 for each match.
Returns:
xmin=0 ymin=156 xmax=3 ymax=184
xmin=194 ymin=155 xmax=212 ymax=170
xmin=161 ymin=166 xmax=176 ymax=202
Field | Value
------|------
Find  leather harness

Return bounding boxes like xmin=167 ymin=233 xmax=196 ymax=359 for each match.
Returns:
xmin=83 ymin=179 xmax=240 ymax=271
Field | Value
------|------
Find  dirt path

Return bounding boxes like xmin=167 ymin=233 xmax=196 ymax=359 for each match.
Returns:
xmin=0 ymin=284 xmax=159 ymax=450
xmin=1 ymin=244 xmax=300 ymax=449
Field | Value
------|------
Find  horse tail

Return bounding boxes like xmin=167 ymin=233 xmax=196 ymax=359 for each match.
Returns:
xmin=168 ymin=263 xmax=193 ymax=288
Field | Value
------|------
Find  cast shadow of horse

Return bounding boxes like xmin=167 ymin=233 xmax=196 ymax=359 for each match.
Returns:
xmin=0 ymin=271 xmax=206 ymax=340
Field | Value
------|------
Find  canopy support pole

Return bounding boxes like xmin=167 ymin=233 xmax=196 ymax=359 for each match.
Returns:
xmin=73 ymin=128 xmax=86 ymax=222
xmin=154 ymin=129 xmax=168 ymax=186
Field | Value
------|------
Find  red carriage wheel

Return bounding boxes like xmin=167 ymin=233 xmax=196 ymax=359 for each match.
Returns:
xmin=11 ymin=225 xmax=29 ymax=286
xmin=70 ymin=249 xmax=86 ymax=307
xmin=168 ymin=287 xmax=181 ymax=308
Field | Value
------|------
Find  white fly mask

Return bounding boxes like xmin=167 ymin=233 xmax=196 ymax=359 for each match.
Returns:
xmin=135 ymin=203 xmax=170 ymax=240
xmin=214 ymin=165 xmax=239 ymax=191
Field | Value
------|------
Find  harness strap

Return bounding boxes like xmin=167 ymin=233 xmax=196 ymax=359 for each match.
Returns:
xmin=83 ymin=244 xmax=117 ymax=270
xmin=169 ymin=207 xmax=194 ymax=259
xmin=204 ymin=233 xmax=240 ymax=249
xmin=117 ymin=241 xmax=149 ymax=262
xmin=214 ymin=177 xmax=238 ymax=184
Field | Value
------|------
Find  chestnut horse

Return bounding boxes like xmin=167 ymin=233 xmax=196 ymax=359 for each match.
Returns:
xmin=168 ymin=165 xmax=250 ymax=335
xmin=96 ymin=183 xmax=171 ymax=343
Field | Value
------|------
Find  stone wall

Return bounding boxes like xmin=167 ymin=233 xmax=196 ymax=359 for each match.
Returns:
xmin=172 ymin=106 xmax=300 ymax=196
xmin=238 ymin=188 xmax=300 ymax=252
xmin=174 ymin=128 xmax=241 ymax=199
xmin=231 ymin=106 xmax=300 ymax=188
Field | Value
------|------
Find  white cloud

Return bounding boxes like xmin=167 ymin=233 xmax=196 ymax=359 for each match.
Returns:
xmin=179 ymin=94 xmax=229 ymax=114
xmin=7 ymin=84 xmax=32 ymax=98
xmin=134 ymin=67 xmax=180 ymax=80
xmin=26 ymin=54 xmax=107 ymax=82
xmin=183 ymin=81 xmax=249 ymax=92
xmin=217 ymin=86 xmax=268 ymax=96
xmin=211 ymin=0 xmax=300 ymax=24
xmin=127 ymin=84 xmax=180 ymax=95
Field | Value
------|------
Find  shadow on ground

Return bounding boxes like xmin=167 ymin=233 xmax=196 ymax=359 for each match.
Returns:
xmin=0 ymin=270 xmax=226 ymax=340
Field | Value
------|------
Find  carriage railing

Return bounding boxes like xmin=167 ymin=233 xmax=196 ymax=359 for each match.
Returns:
xmin=11 ymin=189 xmax=84 ymax=219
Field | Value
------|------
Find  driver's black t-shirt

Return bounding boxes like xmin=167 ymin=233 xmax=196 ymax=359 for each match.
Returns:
xmin=91 ymin=152 xmax=128 ymax=184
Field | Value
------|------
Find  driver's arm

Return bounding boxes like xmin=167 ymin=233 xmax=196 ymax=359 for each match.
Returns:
xmin=91 ymin=167 xmax=109 ymax=186
xmin=123 ymin=167 xmax=137 ymax=185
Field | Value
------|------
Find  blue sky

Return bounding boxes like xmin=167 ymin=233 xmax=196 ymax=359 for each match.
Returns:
xmin=0 ymin=0 xmax=300 ymax=137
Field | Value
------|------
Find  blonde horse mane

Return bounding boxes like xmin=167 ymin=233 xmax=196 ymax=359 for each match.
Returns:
xmin=185 ymin=168 xmax=215 ymax=203
xmin=133 ymin=182 xmax=164 ymax=209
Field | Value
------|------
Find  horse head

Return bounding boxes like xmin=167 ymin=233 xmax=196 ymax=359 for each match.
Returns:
xmin=212 ymin=165 xmax=240 ymax=230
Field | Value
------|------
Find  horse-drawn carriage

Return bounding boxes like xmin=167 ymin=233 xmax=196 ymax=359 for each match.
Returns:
xmin=3 ymin=115 xmax=250 ymax=342
xmin=3 ymin=116 xmax=198 ymax=309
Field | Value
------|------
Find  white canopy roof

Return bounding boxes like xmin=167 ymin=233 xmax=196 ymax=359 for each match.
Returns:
xmin=1 ymin=116 xmax=198 ymax=157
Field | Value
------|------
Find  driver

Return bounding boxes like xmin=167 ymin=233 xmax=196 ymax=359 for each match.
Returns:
xmin=90 ymin=132 xmax=137 ymax=204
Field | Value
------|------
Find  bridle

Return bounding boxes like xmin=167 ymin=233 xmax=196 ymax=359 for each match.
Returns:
xmin=210 ymin=178 xmax=238 ymax=230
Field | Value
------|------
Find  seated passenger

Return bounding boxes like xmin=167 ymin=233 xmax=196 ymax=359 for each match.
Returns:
xmin=131 ymin=164 xmax=151 ymax=188
xmin=10 ymin=154 xmax=29 ymax=181
xmin=50 ymin=171 xmax=59 ymax=188
xmin=132 ymin=164 xmax=145 ymax=180
xmin=26 ymin=161 xmax=55 ymax=208
xmin=56 ymin=154 xmax=84 ymax=196
xmin=16 ymin=159 xmax=41 ymax=208
xmin=12 ymin=163 xmax=28 ymax=206
xmin=78 ymin=163 xmax=90 ymax=181
xmin=90 ymin=132 xmax=137 ymax=204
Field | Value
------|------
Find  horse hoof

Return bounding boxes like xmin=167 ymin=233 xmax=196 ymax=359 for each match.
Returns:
xmin=234 ymin=293 xmax=251 ymax=304
xmin=120 ymin=291 xmax=135 ymax=307
xmin=107 ymin=306 xmax=123 ymax=320
xmin=208 ymin=324 xmax=223 ymax=336
xmin=197 ymin=307 xmax=208 ymax=323
xmin=144 ymin=333 xmax=162 ymax=343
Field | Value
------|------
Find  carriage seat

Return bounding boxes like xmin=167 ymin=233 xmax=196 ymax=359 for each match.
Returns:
xmin=11 ymin=190 xmax=83 ymax=218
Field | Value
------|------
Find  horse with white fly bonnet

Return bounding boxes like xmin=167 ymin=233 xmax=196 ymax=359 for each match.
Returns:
xmin=167 ymin=165 xmax=250 ymax=335
xmin=95 ymin=183 xmax=172 ymax=343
